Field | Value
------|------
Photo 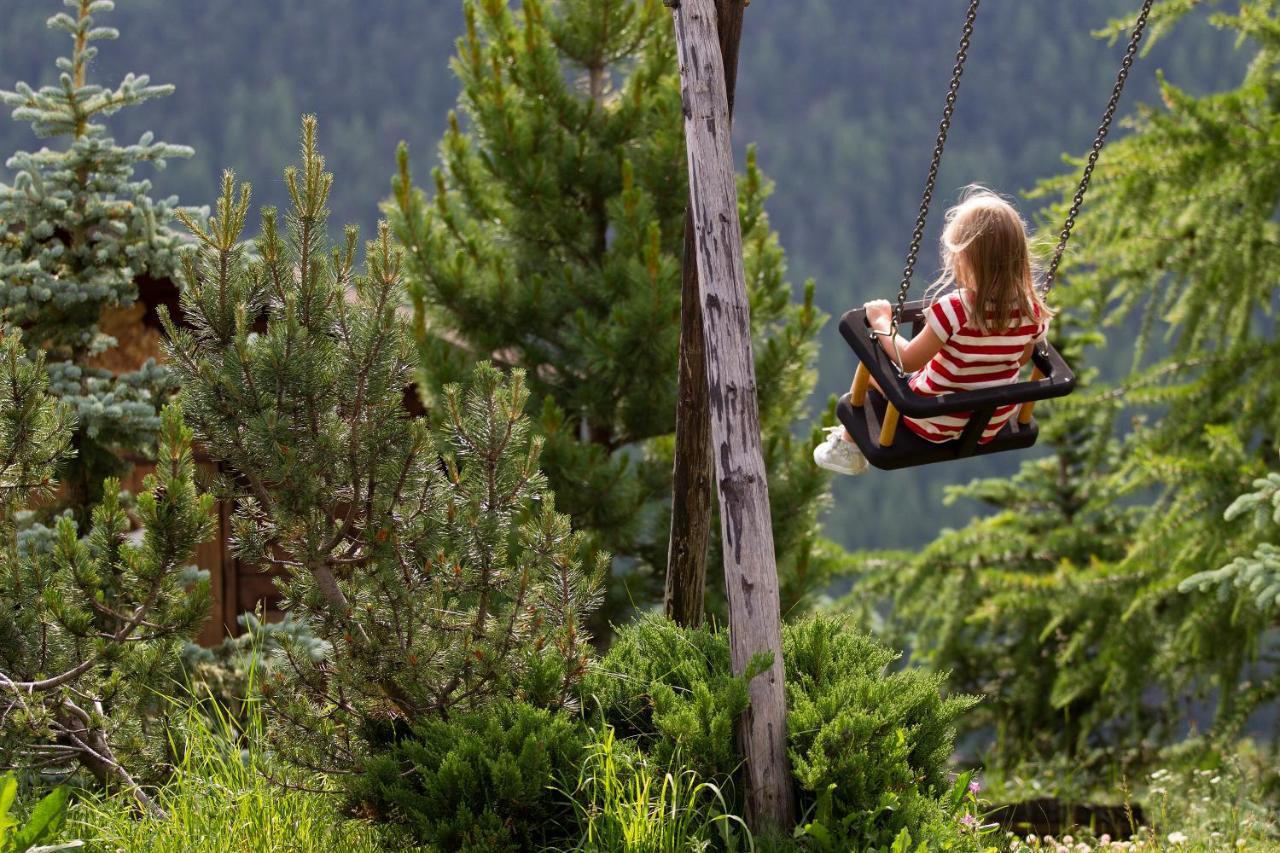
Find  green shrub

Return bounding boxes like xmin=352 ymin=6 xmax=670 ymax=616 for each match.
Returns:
xmin=587 ymin=614 xmax=980 ymax=852
xmin=785 ymin=617 xmax=979 ymax=849
xmin=581 ymin=613 xmax=755 ymax=787
xmin=350 ymin=701 xmax=590 ymax=852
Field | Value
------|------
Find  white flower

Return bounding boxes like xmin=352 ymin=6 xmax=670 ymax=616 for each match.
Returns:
xmin=1167 ymin=831 xmax=1189 ymax=845
xmin=1064 ymin=836 xmax=1075 ymax=845
xmin=1210 ymin=775 xmax=1222 ymax=784
xmin=1076 ymin=844 xmax=1091 ymax=852
xmin=1099 ymin=835 xmax=1112 ymax=845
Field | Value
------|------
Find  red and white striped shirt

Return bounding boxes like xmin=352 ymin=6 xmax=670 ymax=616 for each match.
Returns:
xmin=903 ymin=290 xmax=1048 ymax=444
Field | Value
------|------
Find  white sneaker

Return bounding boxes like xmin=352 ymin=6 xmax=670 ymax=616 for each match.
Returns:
xmin=813 ymin=426 xmax=868 ymax=476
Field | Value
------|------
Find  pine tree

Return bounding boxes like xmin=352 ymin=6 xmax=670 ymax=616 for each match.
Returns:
xmin=0 ymin=0 xmax=193 ymax=518
xmin=0 ymin=333 xmax=212 ymax=815
xmin=389 ymin=0 xmax=836 ymax=618
xmin=164 ymin=118 xmax=602 ymax=774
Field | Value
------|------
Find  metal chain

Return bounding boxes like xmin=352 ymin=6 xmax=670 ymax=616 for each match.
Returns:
xmin=1043 ymin=0 xmax=1155 ymax=293
xmin=887 ymin=0 xmax=982 ymax=344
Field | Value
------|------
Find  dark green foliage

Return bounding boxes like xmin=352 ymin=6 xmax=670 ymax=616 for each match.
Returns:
xmin=586 ymin=614 xmax=976 ymax=851
xmin=0 ymin=1 xmax=464 ymax=242
xmin=390 ymin=0 xmax=837 ymax=620
xmin=0 ymin=4 xmax=211 ymax=812
xmin=0 ymin=0 xmax=192 ymax=517
xmin=0 ymin=332 xmax=213 ymax=812
xmin=742 ymin=0 xmax=1244 ymax=551
xmin=1041 ymin=0 xmax=1280 ymax=746
xmin=351 ymin=701 xmax=588 ymax=852
xmin=165 ymin=118 xmax=601 ymax=776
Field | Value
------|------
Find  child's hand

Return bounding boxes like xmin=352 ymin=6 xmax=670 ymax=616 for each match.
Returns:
xmin=864 ymin=299 xmax=892 ymax=330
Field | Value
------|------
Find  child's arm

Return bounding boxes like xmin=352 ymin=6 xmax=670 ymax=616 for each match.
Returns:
xmin=865 ymin=300 xmax=945 ymax=373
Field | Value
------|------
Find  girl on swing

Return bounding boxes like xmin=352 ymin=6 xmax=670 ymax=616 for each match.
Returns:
xmin=815 ymin=187 xmax=1052 ymax=475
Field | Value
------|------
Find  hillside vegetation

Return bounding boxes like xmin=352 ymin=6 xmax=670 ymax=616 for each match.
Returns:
xmin=0 ymin=1 xmax=1246 ymax=549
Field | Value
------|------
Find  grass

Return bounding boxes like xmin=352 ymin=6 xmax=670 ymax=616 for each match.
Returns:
xmin=559 ymin=724 xmax=752 ymax=853
xmin=62 ymin=689 xmax=393 ymax=853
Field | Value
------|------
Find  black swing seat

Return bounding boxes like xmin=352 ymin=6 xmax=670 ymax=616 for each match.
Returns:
xmin=836 ymin=301 xmax=1076 ymax=470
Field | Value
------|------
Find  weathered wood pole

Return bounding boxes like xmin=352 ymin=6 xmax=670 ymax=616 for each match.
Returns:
xmin=668 ymin=0 xmax=795 ymax=829
xmin=665 ymin=0 xmax=747 ymax=628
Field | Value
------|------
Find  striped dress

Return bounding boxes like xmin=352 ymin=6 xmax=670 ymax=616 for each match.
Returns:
xmin=903 ymin=290 xmax=1049 ymax=444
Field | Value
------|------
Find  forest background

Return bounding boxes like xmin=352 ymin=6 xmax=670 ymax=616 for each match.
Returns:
xmin=0 ymin=0 xmax=1248 ymax=548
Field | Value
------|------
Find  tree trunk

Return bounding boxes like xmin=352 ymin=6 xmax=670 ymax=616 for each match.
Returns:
xmin=669 ymin=0 xmax=795 ymax=830
xmin=665 ymin=215 xmax=714 ymax=626
xmin=665 ymin=0 xmax=747 ymax=628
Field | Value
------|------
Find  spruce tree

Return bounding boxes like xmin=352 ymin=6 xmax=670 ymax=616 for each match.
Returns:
xmin=1028 ymin=0 xmax=1280 ymax=750
xmin=0 ymin=0 xmax=193 ymax=518
xmin=868 ymin=1 xmax=1280 ymax=766
xmin=858 ymin=328 xmax=1163 ymax=767
xmin=164 ymin=118 xmax=601 ymax=774
xmin=389 ymin=0 xmax=835 ymax=618
xmin=0 ymin=334 xmax=212 ymax=815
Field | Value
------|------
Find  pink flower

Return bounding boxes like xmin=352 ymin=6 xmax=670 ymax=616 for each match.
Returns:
xmin=960 ymin=813 xmax=979 ymax=828
xmin=968 ymin=778 xmax=982 ymax=795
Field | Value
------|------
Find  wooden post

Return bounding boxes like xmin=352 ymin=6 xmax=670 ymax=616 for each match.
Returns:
xmin=669 ymin=0 xmax=795 ymax=829
xmin=666 ymin=0 xmax=747 ymax=628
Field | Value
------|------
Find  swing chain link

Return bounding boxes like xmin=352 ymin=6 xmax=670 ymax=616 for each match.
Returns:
xmin=886 ymin=0 xmax=982 ymax=370
xmin=1043 ymin=0 xmax=1155 ymax=293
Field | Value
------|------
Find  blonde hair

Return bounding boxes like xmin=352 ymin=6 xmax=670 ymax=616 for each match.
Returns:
xmin=925 ymin=186 xmax=1053 ymax=334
